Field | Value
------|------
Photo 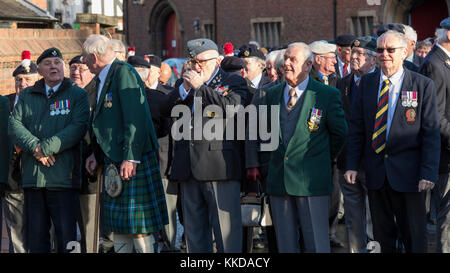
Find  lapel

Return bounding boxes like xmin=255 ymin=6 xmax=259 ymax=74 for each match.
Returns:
xmin=387 ymin=69 xmax=412 ymax=147
xmin=207 ymin=68 xmax=226 ymax=89
xmin=366 ymin=70 xmax=381 ymax=130
xmin=433 ymin=45 xmax=450 ymax=71
xmin=94 ymin=59 xmax=118 ymax=119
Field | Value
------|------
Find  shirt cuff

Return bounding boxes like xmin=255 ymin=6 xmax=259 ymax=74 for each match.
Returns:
xmin=179 ymin=84 xmax=190 ymax=101
xmin=127 ymin=160 xmax=140 ymax=164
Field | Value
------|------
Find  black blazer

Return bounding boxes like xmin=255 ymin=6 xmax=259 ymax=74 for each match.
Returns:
xmin=310 ymin=67 xmax=338 ymax=88
xmin=419 ymin=45 xmax=450 ymax=173
xmin=162 ymin=68 xmax=248 ymax=182
xmin=346 ymin=69 xmax=440 ymax=192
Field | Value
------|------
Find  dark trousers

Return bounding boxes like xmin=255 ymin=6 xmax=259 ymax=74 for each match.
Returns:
xmin=25 ymin=188 xmax=79 ymax=253
xmin=368 ymin=180 xmax=427 ymax=253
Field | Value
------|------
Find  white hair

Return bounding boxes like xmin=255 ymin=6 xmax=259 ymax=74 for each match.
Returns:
xmin=249 ymin=40 xmax=260 ymax=48
xmin=436 ymin=28 xmax=450 ymax=43
xmin=134 ymin=67 xmax=149 ymax=82
xmin=288 ymin=42 xmax=314 ymax=63
xmin=83 ymin=34 xmax=115 ymax=59
xmin=111 ymin=39 xmax=126 ymax=53
xmin=265 ymin=51 xmax=278 ymax=63
xmin=378 ymin=30 xmax=408 ymax=48
xmin=403 ymin=25 xmax=418 ymax=42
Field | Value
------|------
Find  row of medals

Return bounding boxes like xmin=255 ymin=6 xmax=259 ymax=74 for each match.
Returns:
xmin=402 ymin=99 xmax=418 ymax=108
xmin=50 ymin=104 xmax=70 ymax=116
xmin=308 ymin=109 xmax=322 ymax=132
xmin=104 ymin=93 xmax=112 ymax=108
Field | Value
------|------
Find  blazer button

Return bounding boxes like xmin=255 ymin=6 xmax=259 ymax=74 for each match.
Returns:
xmin=384 ymin=154 xmax=388 ymax=158
xmin=285 ymin=157 xmax=288 ymax=161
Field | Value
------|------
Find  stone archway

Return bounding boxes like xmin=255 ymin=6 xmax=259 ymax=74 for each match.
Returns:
xmin=381 ymin=0 xmax=450 ymax=24
xmin=149 ymin=0 xmax=184 ymax=58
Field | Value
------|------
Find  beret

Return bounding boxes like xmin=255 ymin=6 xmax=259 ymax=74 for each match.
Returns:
xmin=351 ymin=36 xmax=377 ymax=52
xmin=335 ymin=34 xmax=356 ymax=46
xmin=187 ymin=38 xmax=218 ymax=57
xmin=238 ymin=44 xmax=265 ymax=60
xmin=69 ymin=55 xmax=83 ymax=66
xmin=13 ymin=50 xmax=37 ymax=77
xmin=127 ymin=55 xmax=150 ymax=68
xmin=309 ymin=41 xmax=337 ymax=55
xmin=144 ymin=55 xmax=161 ymax=68
xmin=440 ymin=17 xmax=450 ymax=30
xmin=37 ymin=47 xmax=63 ymax=64
xmin=376 ymin=23 xmax=406 ymax=37
xmin=221 ymin=56 xmax=246 ymax=72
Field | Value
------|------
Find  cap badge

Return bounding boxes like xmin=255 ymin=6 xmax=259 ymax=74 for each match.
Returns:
xmin=244 ymin=50 xmax=249 ymax=57
xmin=52 ymin=50 xmax=57 ymax=56
xmin=354 ymin=40 xmax=360 ymax=47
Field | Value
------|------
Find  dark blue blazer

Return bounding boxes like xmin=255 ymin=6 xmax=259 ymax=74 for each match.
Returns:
xmin=346 ymin=68 xmax=441 ymax=192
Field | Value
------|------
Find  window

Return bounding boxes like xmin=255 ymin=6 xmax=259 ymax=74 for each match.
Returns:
xmin=251 ymin=18 xmax=283 ymax=48
xmin=203 ymin=23 xmax=214 ymax=41
xmin=351 ymin=16 xmax=374 ymax=36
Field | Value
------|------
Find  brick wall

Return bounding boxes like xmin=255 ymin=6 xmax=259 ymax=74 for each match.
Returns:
xmin=0 ymin=28 xmax=93 ymax=95
xmin=126 ymin=0 xmax=383 ymax=58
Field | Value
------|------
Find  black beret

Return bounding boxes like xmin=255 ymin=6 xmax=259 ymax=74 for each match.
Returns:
xmin=335 ymin=34 xmax=356 ymax=47
xmin=221 ymin=56 xmax=246 ymax=73
xmin=376 ymin=23 xmax=406 ymax=37
xmin=127 ymin=56 xmax=150 ymax=68
xmin=145 ymin=55 xmax=161 ymax=68
xmin=238 ymin=45 xmax=265 ymax=60
xmin=351 ymin=36 xmax=377 ymax=52
xmin=37 ymin=47 xmax=63 ymax=64
xmin=69 ymin=55 xmax=83 ymax=66
xmin=13 ymin=62 xmax=37 ymax=77
xmin=187 ymin=38 xmax=218 ymax=57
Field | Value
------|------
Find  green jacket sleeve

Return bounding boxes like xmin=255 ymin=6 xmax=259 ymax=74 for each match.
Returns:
xmin=40 ymin=89 xmax=90 ymax=156
xmin=8 ymin=93 xmax=40 ymax=154
xmin=327 ymin=88 xmax=348 ymax=160
xmin=0 ymin=96 xmax=11 ymax=184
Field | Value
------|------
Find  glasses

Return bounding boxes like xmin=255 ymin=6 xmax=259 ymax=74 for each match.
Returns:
xmin=189 ymin=57 xmax=217 ymax=68
xmin=376 ymin=47 xmax=404 ymax=54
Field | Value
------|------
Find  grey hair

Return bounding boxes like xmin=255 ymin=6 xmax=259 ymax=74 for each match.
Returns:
xmin=288 ymin=42 xmax=314 ymax=63
xmin=436 ymin=28 xmax=450 ymax=43
xmin=248 ymin=56 xmax=266 ymax=69
xmin=266 ymin=49 xmax=285 ymax=70
xmin=134 ymin=67 xmax=150 ymax=81
xmin=403 ymin=25 xmax=418 ymax=42
xmin=111 ymin=39 xmax=126 ymax=53
xmin=265 ymin=51 xmax=278 ymax=63
xmin=378 ymin=30 xmax=408 ymax=48
xmin=83 ymin=34 xmax=115 ymax=59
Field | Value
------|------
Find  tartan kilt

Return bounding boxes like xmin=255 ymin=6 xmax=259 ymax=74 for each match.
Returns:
xmin=103 ymin=151 xmax=169 ymax=234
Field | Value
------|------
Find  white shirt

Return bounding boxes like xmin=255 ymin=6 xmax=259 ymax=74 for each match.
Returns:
xmin=378 ymin=68 xmax=405 ymax=139
xmin=45 ymin=82 xmax=62 ymax=96
xmin=250 ymin=73 xmax=263 ymax=88
xmin=436 ymin=43 xmax=450 ymax=58
xmin=96 ymin=58 xmax=116 ymax=102
xmin=284 ymin=76 xmax=309 ymax=107
xmin=149 ymin=81 xmax=158 ymax=90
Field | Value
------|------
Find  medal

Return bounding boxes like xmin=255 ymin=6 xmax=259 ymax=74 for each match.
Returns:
xmin=401 ymin=91 xmax=408 ymax=107
xmin=50 ymin=103 xmax=55 ymax=116
xmin=411 ymin=91 xmax=418 ymax=108
xmin=107 ymin=102 xmax=112 ymax=108
xmin=61 ymin=109 xmax=66 ymax=115
xmin=308 ymin=108 xmax=322 ymax=132
xmin=55 ymin=101 xmax=60 ymax=115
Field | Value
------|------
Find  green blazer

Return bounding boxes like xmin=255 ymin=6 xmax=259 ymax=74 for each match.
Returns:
xmin=91 ymin=59 xmax=159 ymax=163
xmin=264 ymin=79 xmax=347 ymax=196
xmin=0 ymin=95 xmax=11 ymax=183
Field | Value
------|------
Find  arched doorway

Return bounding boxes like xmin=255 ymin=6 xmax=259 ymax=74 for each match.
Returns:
xmin=149 ymin=0 xmax=183 ymax=59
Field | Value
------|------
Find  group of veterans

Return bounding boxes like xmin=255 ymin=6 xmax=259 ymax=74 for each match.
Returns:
xmin=0 ymin=18 xmax=449 ymax=254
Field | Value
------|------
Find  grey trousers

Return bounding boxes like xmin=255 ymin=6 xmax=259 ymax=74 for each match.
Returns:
xmin=161 ymin=178 xmax=179 ymax=251
xmin=338 ymin=170 xmax=373 ymax=253
xmin=329 ymin=165 xmax=344 ymax=239
xmin=78 ymin=193 xmax=97 ymax=253
xmin=437 ymin=174 xmax=450 ymax=253
xmin=180 ymin=180 xmax=242 ymax=253
xmin=2 ymin=191 xmax=26 ymax=253
xmin=270 ymin=195 xmax=331 ymax=253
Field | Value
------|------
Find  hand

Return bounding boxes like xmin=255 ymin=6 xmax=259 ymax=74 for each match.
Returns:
xmin=418 ymin=179 xmax=435 ymax=192
xmin=246 ymin=167 xmax=261 ymax=182
xmin=33 ymin=143 xmax=44 ymax=159
xmin=120 ymin=160 xmax=137 ymax=180
xmin=344 ymin=170 xmax=358 ymax=184
xmin=85 ymin=153 xmax=97 ymax=175
xmin=38 ymin=155 xmax=56 ymax=167
xmin=183 ymin=70 xmax=204 ymax=90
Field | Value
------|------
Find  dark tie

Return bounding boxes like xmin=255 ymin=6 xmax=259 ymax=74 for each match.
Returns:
xmin=343 ymin=63 xmax=349 ymax=77
xmin=47 ymin=88 xmax=54 ymax=98
xmin=372 ymin=79 xmax=390 ymax=154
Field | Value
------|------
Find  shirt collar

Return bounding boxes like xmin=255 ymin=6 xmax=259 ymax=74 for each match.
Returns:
xmin=380 ymin=67 xmax=404 ymax=87
xmin=436 ymin=43 xmax=450 ymax=58
xmin=150 ymin=81 xmax=158 ymax=90
xmin=251 ymin=73 xmax=263 ymax=88
xmin=45 ymin=81 xmax=62 ymax=95
xmin=98 ymin=58 xmax=116 ymax=84
xmin=406 ymin=53 xmax=414 ymax=62
xmin=285 ymin=76 xmax=309 ymax=97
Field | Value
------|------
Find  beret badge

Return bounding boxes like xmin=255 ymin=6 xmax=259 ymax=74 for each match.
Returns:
xmin=244 ymin=50 xmax=249 ymax=57
xmin=354 ymin=40 xmax=360 ymax=47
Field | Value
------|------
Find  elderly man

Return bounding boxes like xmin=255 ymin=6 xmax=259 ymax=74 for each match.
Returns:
xmin=251 ymin=42 xmax=347 ymax=253
xmin=345 ymin=30 xmax=440 ymax=253
xmin=415 ymin=40 xmax=433 ymax=59
xmin=159 ymin=62 xmax=173 ymax=86
xmin=0 ymin=50 xmax=39 ymax=253
xmin=265 ymin=49 xmax=285 ymax=84
xmin=127 ymin=55 xmax=178 ymax=252
xmin=403 ymin=25 xmax=423 ymax=66
xmin=419 ymin=17 xmax=450 ymax=253
xmin=336 ymin=36 xmax=378 ymax=253
xmin=162 ymin=38 xmax=248 ymax=253
xmin=238 ymin=45 xmax=271 ymax=89
xmin=83 ymin=34 xmax=168 ymax=253
xmin=335 ymin=34 xmax=356 ymax=78
xmin=309 ymin=41 xmax=338 ymax=87
xmin=111 ymin=39 xmax=127 ymax=61
xmin=8 ymin=48 xmax=90 ymax=253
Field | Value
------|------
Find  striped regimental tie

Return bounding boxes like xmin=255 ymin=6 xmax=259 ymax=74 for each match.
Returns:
xmin=286 ymin=88 xmax=297 ymax=113
xmin=372 ymin=79 xmax=390 ymax=154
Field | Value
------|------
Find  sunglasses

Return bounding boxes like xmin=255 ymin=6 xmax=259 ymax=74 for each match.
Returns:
xmin=376 ymin=47 xmax=404 ymax=54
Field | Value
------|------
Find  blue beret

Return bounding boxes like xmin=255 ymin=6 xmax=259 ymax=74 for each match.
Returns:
xmin=352 ymin=36 xmax=377 ymax=52
xmin=221 ymin=56 xmax=246 ymax=72
xmin=37 ymin=47 xmax=63 ymax=64
xmin=335 ymin=34 xmax=356 ymax=46
xmin=440 ymin=17 xmax=450 ymax=30
xmin=127 ymin=56 xmax=150 ymax=68
xmin=187 ymin=39 xmax=218 ymax=57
